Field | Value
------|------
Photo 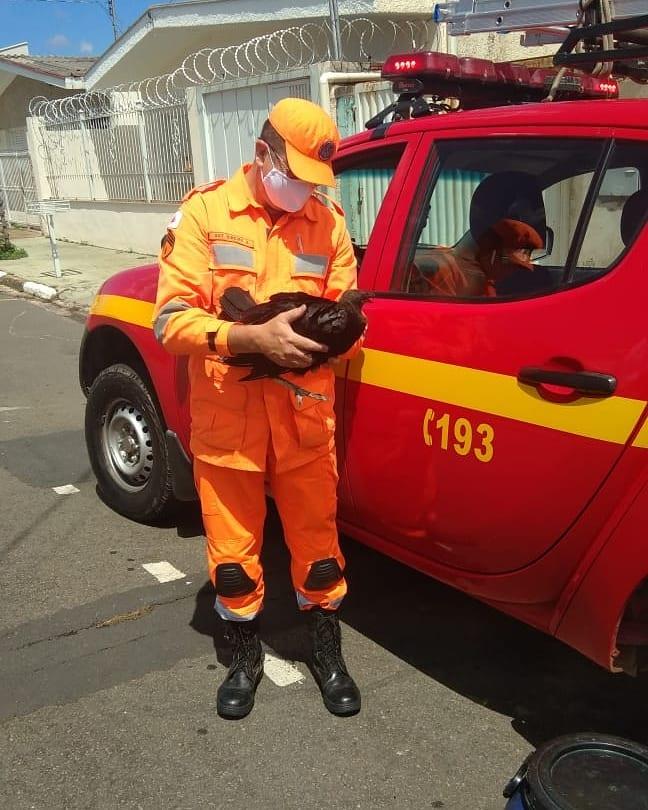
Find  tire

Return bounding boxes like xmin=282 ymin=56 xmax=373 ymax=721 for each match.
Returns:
xmin=85 ymin=363 xmax=175 ymax=523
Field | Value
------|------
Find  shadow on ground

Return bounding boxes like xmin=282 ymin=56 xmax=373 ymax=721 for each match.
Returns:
xmin=0 ymin=429 xmax=88 ymax=488
xmin=189 ymin=499 xmax=648 ymax=749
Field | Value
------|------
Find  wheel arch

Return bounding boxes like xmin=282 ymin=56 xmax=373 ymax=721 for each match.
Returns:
xmin=616 ymin=578 xmax=648 ymax=677
xmin=556 ymin=474 xmax=648 ymax=674
xmin=80 ymin=326 xmax=155 ymax=404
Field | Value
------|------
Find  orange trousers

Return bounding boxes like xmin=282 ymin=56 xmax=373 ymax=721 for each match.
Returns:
xmin=195 ymin=452 xmax=347 ymax=621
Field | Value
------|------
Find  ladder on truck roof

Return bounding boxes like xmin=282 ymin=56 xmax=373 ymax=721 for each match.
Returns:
xmin=434 ymin=1 xmax=648 ymax=82
xmin=434 ymin=0 xmax=646 ymax=35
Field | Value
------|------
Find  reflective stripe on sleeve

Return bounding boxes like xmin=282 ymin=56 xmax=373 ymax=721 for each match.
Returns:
xmin=153 ymin=300 xmax=192 ymax=343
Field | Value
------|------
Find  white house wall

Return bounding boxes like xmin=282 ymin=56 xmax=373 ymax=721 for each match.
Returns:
xmin=454 ymin=31 xmax=555 ymax=62
xmin=46 ymin=200 xmax=175 ymax=255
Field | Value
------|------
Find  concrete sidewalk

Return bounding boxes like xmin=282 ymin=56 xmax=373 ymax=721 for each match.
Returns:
xmin=0 ymin=234 xmax=156 ymax=314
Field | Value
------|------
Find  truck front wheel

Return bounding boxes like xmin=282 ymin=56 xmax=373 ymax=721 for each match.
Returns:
xmin=85 ymin=363 xmax=175 ymax=523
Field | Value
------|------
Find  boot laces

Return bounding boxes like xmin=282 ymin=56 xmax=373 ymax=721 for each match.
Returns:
xmin=315 ymin=612 xmax=348 ymax=675
xmin=228 ymin=623 xmax=261 ymax=680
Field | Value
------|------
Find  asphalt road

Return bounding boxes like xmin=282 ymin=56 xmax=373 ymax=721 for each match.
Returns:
xmin=1 ymin=294 xmax=647 ymax=810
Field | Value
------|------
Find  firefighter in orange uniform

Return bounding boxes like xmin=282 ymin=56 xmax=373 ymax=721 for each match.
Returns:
xmin=153 ymin=98 xmax=363 ymax=719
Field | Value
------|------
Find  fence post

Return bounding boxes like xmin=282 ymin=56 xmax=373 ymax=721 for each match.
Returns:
xmin=328 ymin=0 xmax=342 ymax=60
xmin=0 ymin=156 xmax=11 ymax=222
xmin=17 ymin=155 xmax=27 ymax=214
xmin=46 ymin=213 xmax=62 ymax=278
xmin=137 ymin=109 xmax=153 ymax=202
xmin=79 ymin=116 xmax=96 ymax=200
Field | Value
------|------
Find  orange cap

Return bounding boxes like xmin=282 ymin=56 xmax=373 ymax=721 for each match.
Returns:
xmin=268 ymin=97 xmax=340 ymax=187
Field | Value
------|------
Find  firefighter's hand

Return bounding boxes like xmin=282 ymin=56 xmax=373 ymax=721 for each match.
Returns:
xmin=254 ymin=306 xmax=328 ymax=369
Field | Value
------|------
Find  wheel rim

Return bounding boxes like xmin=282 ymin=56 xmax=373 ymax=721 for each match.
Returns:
xmin=101 ymin=399 xmax=154 ymax=492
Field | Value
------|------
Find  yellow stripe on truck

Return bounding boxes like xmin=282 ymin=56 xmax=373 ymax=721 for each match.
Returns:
xmin=91 ymin=294 xmax=647 ymax=447
xmin=90 ymin=294 xmax=155 ymax=330
xmin=348 ymin=348 xmax=645 ymax=446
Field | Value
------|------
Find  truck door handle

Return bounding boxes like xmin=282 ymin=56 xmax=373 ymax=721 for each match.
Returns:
xmin=518 ymin=367 xmax=617 ymax=396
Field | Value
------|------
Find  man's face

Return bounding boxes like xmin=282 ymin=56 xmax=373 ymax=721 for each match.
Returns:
xmin=253 ymin=138 xmax=315 ymax=214
xmin=255 ymin=139 xmax=297 ymax=180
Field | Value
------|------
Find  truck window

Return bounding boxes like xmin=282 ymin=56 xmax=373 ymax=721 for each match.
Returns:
xmin=573 ymin=140 xmax=648 ymax=283
xmin=392 ymin=138 xmax=608 ymax=300
xmin=334 ymin=144 xmax=405 ymax=267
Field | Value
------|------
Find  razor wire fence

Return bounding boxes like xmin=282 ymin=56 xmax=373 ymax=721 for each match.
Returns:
xmin=29 ymin=17 xmax=436 ymax=204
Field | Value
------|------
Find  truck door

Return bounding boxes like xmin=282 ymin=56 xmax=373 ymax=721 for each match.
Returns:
xmin=342 ymin=131 xmax=648 ymax=574
xmin=331 ymin=135 xmax=420 ymax=513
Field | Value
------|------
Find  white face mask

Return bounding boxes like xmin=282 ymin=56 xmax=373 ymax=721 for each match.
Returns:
xmin=262 ymin=149 xmax=314 ymax=212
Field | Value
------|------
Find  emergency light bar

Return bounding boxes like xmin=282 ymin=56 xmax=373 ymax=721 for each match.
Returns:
xmin=381 ymin=50 xmax=618 ymax=102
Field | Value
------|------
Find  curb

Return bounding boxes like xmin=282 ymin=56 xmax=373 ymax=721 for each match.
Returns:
xmin=0 ymin=271 xmax=89 ymax=322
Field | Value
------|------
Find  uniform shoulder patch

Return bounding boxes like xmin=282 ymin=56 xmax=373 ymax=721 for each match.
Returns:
xmin=160 ymin=229 xmax=176 ymax=260
xmin=313 ymin=191 xmax=346 ymax=218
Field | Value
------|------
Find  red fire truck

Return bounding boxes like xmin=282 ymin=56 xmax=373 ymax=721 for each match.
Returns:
xmin=80 ymin=4 xmax=648 ymax=675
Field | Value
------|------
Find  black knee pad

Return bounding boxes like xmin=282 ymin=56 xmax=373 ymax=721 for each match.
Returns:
xmin=304 ymin=558 xmax=344 ymax=591
xmin=215 ymin=563 xmax=256 ymax=597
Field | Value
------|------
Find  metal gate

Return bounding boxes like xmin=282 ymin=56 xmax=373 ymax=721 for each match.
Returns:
xmin=0 ymin=151 xmax=39 ymax=226
xmin=36 ymin=105 xmax=194 ymax=204
xmin=201 ymin=75 xmax=311 ymax=180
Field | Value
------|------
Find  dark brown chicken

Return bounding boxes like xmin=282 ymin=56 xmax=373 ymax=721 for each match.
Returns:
xmin=218 ymin=287 xmax=371 ymax=385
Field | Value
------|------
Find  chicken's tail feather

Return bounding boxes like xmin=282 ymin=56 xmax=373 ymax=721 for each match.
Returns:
xmin=220 ymin=287 xmax=257 ymax=321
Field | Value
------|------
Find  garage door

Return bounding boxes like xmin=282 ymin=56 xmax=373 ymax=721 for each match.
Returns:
xmin=202 ymin=77 xmax=310 ymax=180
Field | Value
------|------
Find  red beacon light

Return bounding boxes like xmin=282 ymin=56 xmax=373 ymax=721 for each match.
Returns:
xmin=459 ymin=57 xmax=498 ymax=83
xmin=581 ymin=75 xmax=619 ymax=98
xmin=495 ymin=63 xmax=533 ymax=86
xmin=372 ymin=51 xmax=621 ymax=127
xmin=382 ymin=52 xmax=460 ymax=80
xmin=532 ymin=68 xmax=619 ymax=99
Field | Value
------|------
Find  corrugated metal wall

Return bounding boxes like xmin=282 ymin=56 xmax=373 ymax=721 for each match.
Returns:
xmin=335 ymin=82 xmax=398 ymax=245
xmin=352 ymin=81 xmax=394 ymax=136
xmin=203 ymin=77 xmax=311 ymax=180
xmin=422 ymin=170 xmax=485 ymax=246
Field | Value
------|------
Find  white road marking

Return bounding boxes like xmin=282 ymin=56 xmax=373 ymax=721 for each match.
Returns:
xmin=142 ymin=561 xmax=186 ymax=583
xmin=52 ymin=484 xmax=80 ymax=495
xmin=263 ymin=651 xmax=305 ymax=686
xmin=0 ymin=406 xmax=32 ymax=412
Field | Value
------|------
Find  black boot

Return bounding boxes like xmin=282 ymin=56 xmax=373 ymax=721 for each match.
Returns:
xmin=310 ymin=608 xmax=361 ymax=716
xmin=217 ymin=618 xmax=264 ymax=719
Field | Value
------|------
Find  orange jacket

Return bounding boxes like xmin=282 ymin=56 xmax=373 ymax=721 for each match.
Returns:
xmin=153 ymin=165 xmax=361 ymax=471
